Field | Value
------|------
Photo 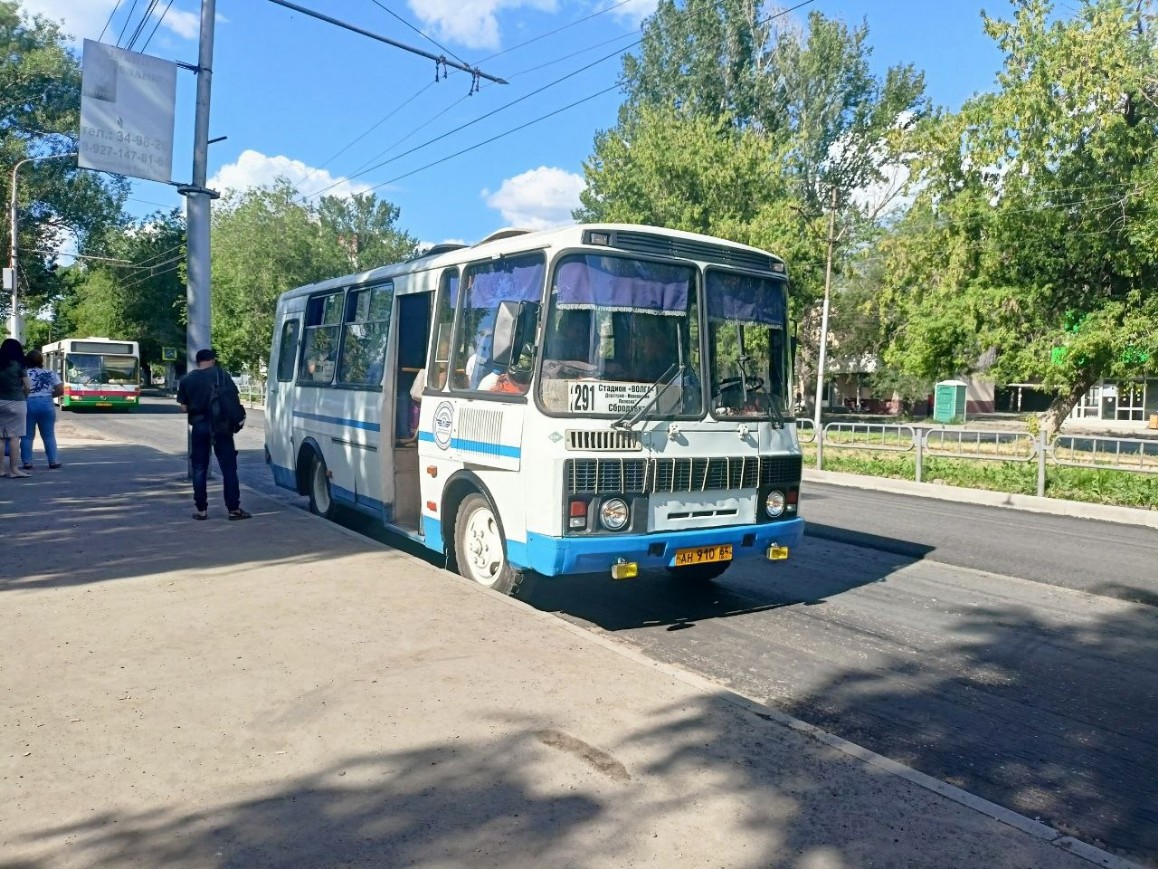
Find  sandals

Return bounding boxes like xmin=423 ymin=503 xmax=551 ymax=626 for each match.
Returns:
xmin=228 ymin=509 xmax=252 ymax=521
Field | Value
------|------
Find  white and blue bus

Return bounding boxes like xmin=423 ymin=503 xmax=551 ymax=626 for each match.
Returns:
xmin=266 ymin=224 xmax=805 ymax=594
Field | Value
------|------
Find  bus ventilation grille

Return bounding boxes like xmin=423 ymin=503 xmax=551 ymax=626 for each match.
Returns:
xmin=565 ymin=429 xmax=642 ymax=452
xmin=611 ymin=230 xmax=779 ymax=273
xmin=566 ymin=454 xmax=802 ymax=495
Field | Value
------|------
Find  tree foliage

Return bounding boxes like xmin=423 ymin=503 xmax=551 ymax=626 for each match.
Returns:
xmin=0 ymin=1 xmax=127 ymax=324
xmin=880 ymin=0 xmax=1158 ymax=432
xmin=210 ymin=180 xmax=418 ymax=374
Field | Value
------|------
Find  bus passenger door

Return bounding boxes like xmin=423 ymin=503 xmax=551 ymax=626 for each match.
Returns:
xmin=390 ymin=291 xmax=431 ymax=530
xmin=266 ymin=312 xmax=302 ymax=488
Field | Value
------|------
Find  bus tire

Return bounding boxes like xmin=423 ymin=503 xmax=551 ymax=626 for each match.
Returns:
xmin=666 ymin=561 xmax=731 ymax=582
xmin=453 ymin=492 xmax=524 ymax=596
xmin=306 ymin=451 xmax=337 ymax=520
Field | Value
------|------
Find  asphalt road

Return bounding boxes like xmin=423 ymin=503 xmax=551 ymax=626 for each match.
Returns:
xmin=61 ymin=398 xmax=1158 ymax=865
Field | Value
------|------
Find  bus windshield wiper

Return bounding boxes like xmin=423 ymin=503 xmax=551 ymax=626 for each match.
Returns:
xmin=612 ymin=363 xmax=684 ymax=431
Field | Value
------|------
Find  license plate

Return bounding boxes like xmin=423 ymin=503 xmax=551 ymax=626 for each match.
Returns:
xmin=674 ymin=544 xmax=733 ymax=566
xmin=95 ymin=402 xmax=112 ymax=407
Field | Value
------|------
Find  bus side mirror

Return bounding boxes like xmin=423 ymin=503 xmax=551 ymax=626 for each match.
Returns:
xmin=490 ymin=300 xmax=539 ymax=368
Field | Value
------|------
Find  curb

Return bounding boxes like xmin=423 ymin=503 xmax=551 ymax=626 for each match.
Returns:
xmin=803 ymin=469 xmax=1158 ymax=530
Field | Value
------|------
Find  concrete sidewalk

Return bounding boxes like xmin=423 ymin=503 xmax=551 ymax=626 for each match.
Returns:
xmin=0 ymin=432 xmax=1126 ymax=867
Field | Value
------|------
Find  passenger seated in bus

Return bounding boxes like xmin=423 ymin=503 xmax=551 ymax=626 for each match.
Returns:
xmin=478 ymin=344 xmax=532 ymax=395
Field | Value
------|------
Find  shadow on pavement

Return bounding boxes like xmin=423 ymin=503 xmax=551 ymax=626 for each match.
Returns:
xmin=0 ymin=443 xmax=370 ymax=592
xmin=8 ymin=698 xmax=1067 ymax=868
xmin=525 ymin=533 xmax=932 ymax=633
xmin=777 ymin=600 xmax=1158 ymax=864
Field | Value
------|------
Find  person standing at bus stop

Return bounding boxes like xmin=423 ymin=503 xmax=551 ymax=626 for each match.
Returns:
xmin=0 ymin=338 xmax=31 ymax=478
xmin=176 ymin=348 xmax=251 ymax=521
xmin=20 ymin=349 xmax=63 ymax=470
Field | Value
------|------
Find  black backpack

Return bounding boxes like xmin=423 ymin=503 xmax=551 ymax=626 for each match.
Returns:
xmin=209 ymin=368 xmax=246 ymax=436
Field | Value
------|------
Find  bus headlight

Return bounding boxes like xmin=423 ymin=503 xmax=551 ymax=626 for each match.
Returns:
xmin=599 ymin=498 xmax=630 ymax=531
xmin=765 ymin=490 xmax=786 ymax=518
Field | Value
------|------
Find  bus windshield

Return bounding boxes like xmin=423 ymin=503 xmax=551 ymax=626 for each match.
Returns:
xmin=537 ymin=254 xmax=702 ymax=418
xmin=705 ymin=270 xmax=789 ymax=420
xmin=66 ymin=353 xmax=139 ymax=386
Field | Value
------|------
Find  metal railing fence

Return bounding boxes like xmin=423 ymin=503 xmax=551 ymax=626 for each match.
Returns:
xmin=799 ymin=422 xmax=1157 ymax=498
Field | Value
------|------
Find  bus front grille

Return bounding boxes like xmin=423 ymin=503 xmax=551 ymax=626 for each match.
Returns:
xmin=565 ymin=455 xmax=801 ymax=495
xmin=566 ymin=429 xmax=642 ymax=451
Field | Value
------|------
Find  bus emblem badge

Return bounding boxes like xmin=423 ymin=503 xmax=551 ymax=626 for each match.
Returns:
xmin=433 ymin=401 xmax=455 ymax=449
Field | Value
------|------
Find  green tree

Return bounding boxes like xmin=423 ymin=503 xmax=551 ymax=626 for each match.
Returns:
xmin=0 ymin=1 xmax=127 ymax=324
xmin=317 ymin=192 xmax=419 ymax=274
xmin=880 ymin=0 xmax=1158 ymax=435
xmin=63 ymin=210 xmax=187 ymax=370
xmin=211 ymin=180 xmax=418 ymax=374
xmin=580 ymin=2 xmax=927 ymax=405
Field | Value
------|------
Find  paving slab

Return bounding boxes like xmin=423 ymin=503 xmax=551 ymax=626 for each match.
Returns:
xmin=0 ymin=433 xmax=1122 ymax=868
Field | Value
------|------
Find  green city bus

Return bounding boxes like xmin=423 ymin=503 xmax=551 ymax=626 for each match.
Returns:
xmin=42 ymin=338 xmax=141 ymax=410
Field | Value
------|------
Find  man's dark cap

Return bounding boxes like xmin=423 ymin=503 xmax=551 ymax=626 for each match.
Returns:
xmin=195 ymin=348 xmax=216 ymax=363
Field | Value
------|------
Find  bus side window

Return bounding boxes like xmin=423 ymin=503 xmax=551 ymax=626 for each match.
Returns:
xmin=430 ymin=269 xmax=457 ymax=389
xmin=276 ymin=319 xmax=300 ymax=382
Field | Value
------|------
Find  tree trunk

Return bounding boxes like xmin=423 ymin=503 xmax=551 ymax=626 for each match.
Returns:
xmin=1040 ymin=372 xmax=1101 ymax=440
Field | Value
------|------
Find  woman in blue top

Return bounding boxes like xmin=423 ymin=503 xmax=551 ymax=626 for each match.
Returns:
xmin=20 ymin=349 xmax=63 ymax=470
xmin=0 ymin=338 xmax=31 ymax=478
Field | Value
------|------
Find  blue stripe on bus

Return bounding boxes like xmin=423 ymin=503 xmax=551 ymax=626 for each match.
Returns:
xmin=292 ymin=410 xmax=381 ymax=432
xmin=417 ymin=430 xmax=521 ymax=459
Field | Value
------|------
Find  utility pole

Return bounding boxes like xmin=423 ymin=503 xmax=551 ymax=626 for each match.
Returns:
xmin=178 ymin=0 xmax=218 ymax=366
xmin=8 ymin=152 xmax=77 ymax=341
xmin=812 ymin=187 xmax=838 ymax=433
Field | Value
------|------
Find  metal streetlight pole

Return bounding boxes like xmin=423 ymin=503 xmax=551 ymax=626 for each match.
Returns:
xmin=8 ymin=152 xmax=77 ymax=341
xmin=812 ymin=187 xmax=838 ymax=433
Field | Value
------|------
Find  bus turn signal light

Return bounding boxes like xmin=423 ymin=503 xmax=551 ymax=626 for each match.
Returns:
xmin=766 ymin=545 xmax=789 ymax=561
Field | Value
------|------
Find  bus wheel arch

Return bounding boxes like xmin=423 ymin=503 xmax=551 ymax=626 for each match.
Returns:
xmin=442 ymin=473 xmax=527 ymax=596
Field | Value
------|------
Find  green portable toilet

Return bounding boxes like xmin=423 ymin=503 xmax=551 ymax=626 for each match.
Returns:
xmin=933 ymin=379 xmax=967 ymax=424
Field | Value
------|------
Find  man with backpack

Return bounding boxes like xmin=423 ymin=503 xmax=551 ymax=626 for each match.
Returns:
xmin=176 ymin=348 xmax=251 ymax=521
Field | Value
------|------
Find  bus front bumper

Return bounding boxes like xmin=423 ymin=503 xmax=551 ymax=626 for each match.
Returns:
xmin=509 ymin=518 xmax=806 ymax=577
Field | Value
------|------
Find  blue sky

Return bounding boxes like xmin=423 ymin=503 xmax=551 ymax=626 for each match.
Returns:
xmin=29 ymin=0 xmax=1007 ymax=247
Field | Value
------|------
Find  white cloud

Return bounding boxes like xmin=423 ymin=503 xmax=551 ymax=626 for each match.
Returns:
xmin=483 ymin=166 xmax=584 ymax=230
xmin=209 ymin=150 xmax=374 ymax=202
xmin=22 ymin=0 xmax=198 ymax=45
xmin=406 ymin=0 xmax=558 ymax=51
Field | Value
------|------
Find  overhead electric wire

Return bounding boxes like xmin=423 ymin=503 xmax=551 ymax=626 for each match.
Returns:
xmin=140 ymin=0 xmax=178 ymax=52
xmin=368 ymin=0 xmax=468 ymax=68
xmin=301 ymin=0 xmax=819 ymax=204
xmin=98 ymin=0 xmax=126 ymax=42
xmin=476 ymin=0 xmax=638 ymax=64
xmin=115 ymin=0 xmax=141 ymax=47
xmin=359 ymin=83 xmax=622 ymax=195
xmin=303 ymin=42 xmax=632 ymax=200
xmin=125 ymin=0 xmax=161 ymax=51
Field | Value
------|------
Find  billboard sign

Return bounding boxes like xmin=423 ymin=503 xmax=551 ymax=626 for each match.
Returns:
xmin=79 ymin=40 xmax=177 ymax=184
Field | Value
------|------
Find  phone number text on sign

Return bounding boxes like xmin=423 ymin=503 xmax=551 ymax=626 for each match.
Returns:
xmin=567 ymin=381 xmax=656 ymax=414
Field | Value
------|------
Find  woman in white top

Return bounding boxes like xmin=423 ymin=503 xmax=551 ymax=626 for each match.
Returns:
xmin=20 ymin=349 xmax=63 ymax=470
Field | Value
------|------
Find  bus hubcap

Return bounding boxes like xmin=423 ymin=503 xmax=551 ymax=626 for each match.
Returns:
xmin=464 ymin=507 xmax=503 ymax=585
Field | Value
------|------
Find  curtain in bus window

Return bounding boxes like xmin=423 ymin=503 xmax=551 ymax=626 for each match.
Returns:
xmin=555 ymin=256 xmax=689 ymax=315
xmin=705 ymin=271 xmax=785 ymax=327
xmin=301 ymin=293 xmax=343 ymax=384
xmin=465 ymin=258 xmax=544 ymax=309
xmin=453 ymin=254 xmax=545 ymax=391
xmin=339 ymin=284 xmax=393 ymax=387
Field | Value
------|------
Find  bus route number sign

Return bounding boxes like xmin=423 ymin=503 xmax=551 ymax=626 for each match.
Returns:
xmin=568 ymin=381 xmax=656 ymax=415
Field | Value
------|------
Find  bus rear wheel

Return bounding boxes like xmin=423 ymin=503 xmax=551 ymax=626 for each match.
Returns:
xmin=454 ymin=493 xmax=524 ymax=596
xmin=307 ymin=452 xmax=336 ymax=520
xmin=666 ymin=561 xmax=731 ymax=582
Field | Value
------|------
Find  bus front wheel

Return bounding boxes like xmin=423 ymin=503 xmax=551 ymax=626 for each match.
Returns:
xmin=666 ymin=561 xmax=731 ymax=582
xmin=307 ymin=452 xmax=336 ymax=520
xmin=454 ymin=493 xmax=524 ymax=596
